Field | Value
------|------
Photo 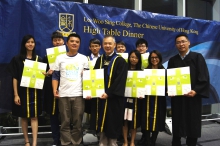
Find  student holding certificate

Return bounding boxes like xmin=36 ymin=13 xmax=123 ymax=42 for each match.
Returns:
xmin=123 ymin=50 xmax=142 ymax=146
xmin=135 ymin=38 xmax=149 ymax=145
xmin=85 ymin=38 xmax=101 ymax=114
xmin=43 ymin=31 xmax=64 ymax=146
xmin=168 ymin=33 xmax=210 ymax=146
xmin=7 ymin=35 xmax=43 ymax=146
xmin=142 ymin=50 xmax=167 ymax=146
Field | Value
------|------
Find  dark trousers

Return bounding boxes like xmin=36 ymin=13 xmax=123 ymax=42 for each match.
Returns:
xmin=172 ymin=136 xmax=197 ymax=146
xmin=50 ymin=112 xmax=60 ymax=142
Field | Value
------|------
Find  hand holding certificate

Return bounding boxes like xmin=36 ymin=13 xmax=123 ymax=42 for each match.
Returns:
xmin=125 ymin=71 xmax=146 ymax=98
xmin=20 ymin=60 xmax=47 ymax=89
xmin=167 ymin=66 xmax=191 ymax=96
xmin=46 ymin=45 xmax=66 ymax=69
xmin=83 ymin=69 xmax=105 ymax=98
xmin=144 ymin=69 xmax=166 ymax=96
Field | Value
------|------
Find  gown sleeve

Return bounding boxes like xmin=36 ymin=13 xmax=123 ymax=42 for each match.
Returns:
xmin=7 ymin=56 xmax=21 ymax=80
xmin=105 ymin=57 xmax=128 ymax=97
xmin=193 ymin=53 xmax=210 ymax=98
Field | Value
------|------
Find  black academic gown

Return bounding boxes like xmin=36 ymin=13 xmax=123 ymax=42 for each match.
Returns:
xmin=141 ymin=66 xmax=167 ymax=132
xmin=42 ymin=56 xmax=59 ymax=115
xmin=123 ymin=69 xmax=142 ymax=129
xmin=90 ymin=53 xmax=128 ymax=139
xmin=7 ymin=55 xmax=43 ymax=118
xmin=167 ymin=51 xmax=210 ymax=138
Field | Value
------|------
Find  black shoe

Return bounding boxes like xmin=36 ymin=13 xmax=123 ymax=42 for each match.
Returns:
xmin=52 ymin=140 xmax=61 ymax=146
xmin=127 ymin=134 xmax=131 ymax=141
xmin=137 ymin=136 xmax=146 ymax=145
xmin=117 ymin=134 xmax=124 ymax=142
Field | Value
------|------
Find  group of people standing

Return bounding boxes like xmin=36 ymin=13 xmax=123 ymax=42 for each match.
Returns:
xmin=6 ymin=32 xmax=209 ymax=146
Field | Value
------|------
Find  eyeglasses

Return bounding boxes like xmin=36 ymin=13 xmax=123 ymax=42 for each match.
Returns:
xmin=137 ymin=45 xmax=146 ymax=48
xmin=151 ymin=57 xmax=159 ymax=60
xmin=176 ymin=40 xmax=188 ymax=45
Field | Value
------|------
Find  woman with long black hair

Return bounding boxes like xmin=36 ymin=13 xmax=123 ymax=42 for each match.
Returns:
xmin=142 ymin=50 xmax=167 ymax=146
xmin=123 ymin=50 xmax=142 ymax=146
xmin=7 ymin=35 xmax=43 ymax=146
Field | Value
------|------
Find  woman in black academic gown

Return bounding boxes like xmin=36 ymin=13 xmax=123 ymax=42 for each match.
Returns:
xmin=142 ymin=50 xmax=167 ymax=146
xmin=123 ymin=50 xmax=142 ymax=146
xmin=7 ymin=35 xmax=43 ymax=146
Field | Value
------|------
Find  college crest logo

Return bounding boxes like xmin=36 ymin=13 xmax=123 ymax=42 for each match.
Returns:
xmin=58 ymin=13 xmax=75 ymax=37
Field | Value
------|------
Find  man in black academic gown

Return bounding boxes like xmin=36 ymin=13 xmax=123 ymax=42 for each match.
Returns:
xmin=167 ymin=33 xmax=210 ymax=146
xmin=43 ymin=31 xmax=64 ymax=146
xmin=88 ymin=35 xmax=127 ymax=146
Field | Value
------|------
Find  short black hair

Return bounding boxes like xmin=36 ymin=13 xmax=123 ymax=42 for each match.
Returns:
xmin=89 ymin=38 xmax=101 ymax=46
xmin=51 ymin=31 xmax=63 ymax=40
xmin=116 ymin=41 xmax=125 ymax=46
xmin=135 ymin=38 xmax=148 ymax=48
xmin=67 ymin=33 xmax=81 ymax=42
xmin=175 ymin=33 xmax=189 ymax=42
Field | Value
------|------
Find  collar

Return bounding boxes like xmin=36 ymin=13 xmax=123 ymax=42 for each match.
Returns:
xmin=106 ymin=51 xmax=114 ymax=57
xmin=67 ymin=52 xmax=78 ymax=57
xmin=91 ymin=53 xmax=100 ymax=59
xmin=179 ymin=50 xmax=190 ymax=60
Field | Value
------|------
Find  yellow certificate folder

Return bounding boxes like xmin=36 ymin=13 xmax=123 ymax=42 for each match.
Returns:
xmin=83 ymin=69 xmax=105 ymax=98
xmin=144 ymin=69 xmax=166 ymax=96
xmin=167 ymin=66 xmax=191 ymax=96
xmin=46 ymin=45 xmax=66 ymax=69
xmin=125 ymin=71 xmax=146 ymax=98
xmin=20 ymin=60 xmax=47 ymax=89
xmin=117 ymin=53 xmax=128 ymax=62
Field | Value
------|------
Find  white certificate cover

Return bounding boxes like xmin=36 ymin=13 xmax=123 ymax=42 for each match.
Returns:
xmin=20 ymin=60 xmax=47 ymax=89
xmin=117 ymin=53 xmax=128 ymax=62
xmin=83 ymin=69 xmax=105 ymax=98
xmin=46 ymin=45 xmax=66 ymax=69
xmin=141 ymin=52 xmax=149 ymax=69
xmin=167 ymin=66 xmax=191 ymax=96
xmin=125 ymin=71 xmax=146 ymax=98
xmin=144 ymin=69 xmax=166 ymax=96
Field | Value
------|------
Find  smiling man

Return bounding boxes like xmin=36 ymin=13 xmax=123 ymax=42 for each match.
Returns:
xmin=168 ymin=33 xmax=210 ymax=146
xmin=116 ymin=41 xmax=126 ymax=53
xmin=136 ymin=38 xmax=148 ymax=54
xmin=89 ymin=35 xmax=128 ymax=146
xmin=52 ymin=33 xmax=88 ymax=146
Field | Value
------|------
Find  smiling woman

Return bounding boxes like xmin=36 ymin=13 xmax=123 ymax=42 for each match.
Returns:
xmin=7 ymin=35 xmax=43 ymax=146
xmin=142 ymin=50 xmax=167 ymax=146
